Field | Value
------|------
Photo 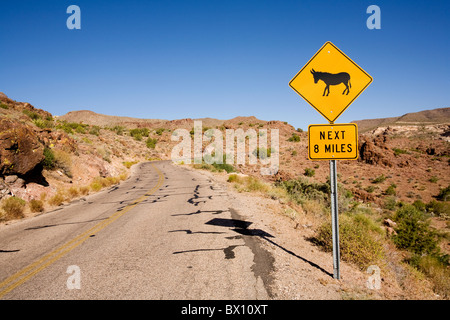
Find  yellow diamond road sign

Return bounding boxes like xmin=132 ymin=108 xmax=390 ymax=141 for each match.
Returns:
xmin=308 ymin=123 xmax=358 ymax=160
xmin=289 ymin=42 xmax=372 ymax=123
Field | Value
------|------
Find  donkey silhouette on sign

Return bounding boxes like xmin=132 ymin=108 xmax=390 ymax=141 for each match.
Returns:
xmin=310 ymin=69 xmax=351 ymax=96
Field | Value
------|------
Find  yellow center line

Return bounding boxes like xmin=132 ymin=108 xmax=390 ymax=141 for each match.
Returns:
xmin=0 ymin=162 xmax=164 ymax=299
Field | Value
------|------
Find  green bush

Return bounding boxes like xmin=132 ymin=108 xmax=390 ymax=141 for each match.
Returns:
xmin=42 ymin=147 xmax=56 ymax=169
xmin=304 ymin=168 xmax=315 ymax=177
xmin=253 ymin=147 xmax=272 ymax=159
xmin=393 ymin=205 xmax=439 ymax=255
xmin=437 ymin=184 xmax=450 ymax=201
xmin=383 ymin=196 xmax=397 ymax=211
xmin=89 ymin=125 xmax=101 ymax=136
xmin=109 ymin=125 xmax=125 ymax=135
xmin=146 ymin=137 xmax=157 ymax=149
xmin=410 ymin=254 xmax=450 ymax=298
xmin=55 ymin=121 xmax=89 ymax=135
xmin=313 ymin=213 xmax=385 ymax=270
xmin=213 ymin=163 xmax=234 ymax=173
xmin=393 ymin=148 xmax=408 ymax=156
xmin=33 ymin=118 xmax=54 ymax=129
xmin=429 ymin=176 xmax=439 ymax=183
xmin=384 ymin=183 xmax=397 ymax=195
xmin=129 ymin=128 xmax=149 ymax=140
xmin=426 ymin=200 xmax=450 ymax=218
xmin=196 ymin=155 xmax=235 ymax=173
xmin=277 ymin=177 xmax=330 ymax=205
xmin=288 ymin=133 xmax=301 ymax=142
xmin=372 ymin=174 xmax=386 ymax=184
xmin=23 ymin=109 xmax=41 ymax=120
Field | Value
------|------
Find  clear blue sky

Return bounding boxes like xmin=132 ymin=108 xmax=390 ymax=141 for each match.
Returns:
xmin=1 ymin=0 xmax=449 ymax=130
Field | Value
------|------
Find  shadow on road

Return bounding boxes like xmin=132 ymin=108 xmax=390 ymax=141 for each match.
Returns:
xmin=205 ymin=217 xmax=333 ymax=278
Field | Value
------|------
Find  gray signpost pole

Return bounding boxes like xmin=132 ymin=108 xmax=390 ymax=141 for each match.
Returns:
xmin=329 ymin=159 xmax=340 ymax=279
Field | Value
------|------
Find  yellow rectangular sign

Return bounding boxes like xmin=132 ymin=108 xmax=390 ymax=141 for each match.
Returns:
xmin=308 ymin=123 xmax=358 ymax=160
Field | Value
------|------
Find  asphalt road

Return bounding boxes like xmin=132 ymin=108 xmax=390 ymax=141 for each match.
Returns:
xmin=0 ymin=161 xmax=273 ymax=299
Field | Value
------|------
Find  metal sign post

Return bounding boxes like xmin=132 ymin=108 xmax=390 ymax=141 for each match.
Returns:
xmin=329 ymin=159 xmax=340 ymax=279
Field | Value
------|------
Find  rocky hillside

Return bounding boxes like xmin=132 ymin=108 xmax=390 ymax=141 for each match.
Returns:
xmin=2 ymin=93 xmax=449 ymax=215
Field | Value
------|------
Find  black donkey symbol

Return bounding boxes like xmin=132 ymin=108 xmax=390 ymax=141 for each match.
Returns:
xmin=310 ymin=69 xmax=351 ymax=96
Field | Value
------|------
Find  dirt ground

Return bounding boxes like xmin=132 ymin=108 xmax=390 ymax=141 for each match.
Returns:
xmin=190 ymin=166 xmax=441 ymax=300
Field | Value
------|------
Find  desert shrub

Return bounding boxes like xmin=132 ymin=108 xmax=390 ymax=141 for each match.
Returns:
xmin=313 ymin=213 xmax=385 ymax=270
xmin=109 ymin=125 xmax=125 ymax=135
xmin=79 ymin=186 xmax=90 ymax=195
xmin=89 ymin=125 xmax=101 ymax=136
xmin=437 ymin=184 xmax=450 ymax=201
xmin=53 ymin=149 xmax=73 ymax=177
xmin=201 ymin=155 xmax=235 ymax=173
xmin=48 ymin=192 xmax=65 ymax=206
xmin=146 ymin=137 xmax=157 ymax=149
xmin=372 ymin=174 xmax=386 ymax=184
xmin=410 ymin=254 xmax=450 ymax=298
xmin=89 ymin=175 xmax=122 ymax=192
xmin=304 ymin=168 xmax=315 ymax=177
xmin=383 ymin=196 xmax=397 ymax=211
xmin=253 ymin=147 xmax=272 ymax=159
xmin=393 ymin=148 xmax=408 ymax=156
xmin=426 ymin=200 xmax=450 ymax=218
xmin=1 ymin=196 xmax=26 ymax=219
xmin=429 ymin=176 xmax=439 ymax=183
xmin=244 ymin=176 xmax=269 ymax=192
xmin=29 ymin=199 xmax=44 ymax=213
xmin=412 ymin=199 xmax=427 ymax=213
xmin=97 ymin=147 xmax=111 ymax=163
xmin=123 ymin=161 xmax=138 ymax=169
xmin=0 ymin=103 xmax=8 ymax=109
xmin=212 ymin=162 xmax=235 ymax=173
xmin=301 ymin=199 xmax=326 ymax=216
xmin=67 ymin=186 xmax=79 ymax=199
xmin=23 ymin=109 xmax=41 ymax=120
xmin=288 ymin=133 xmax=300 ymax=142
xmin=227 ymin=174 xmax=269 ymax=193
xmin=155 ymin=128 xmax=165 ymax=135
xmin=90 ymin=181 xmax=102 ymax=192
xmin=277 ymin=177 xmax=330 ymax=205
xmin=227 ymin=174 xmax=241 ymax=183
xmin=393 ymin=205 xmax=439 ymax=255
xmin=129 ymin=128 xmax=149 ymax=140
xmin=55 ymin=121 xmax=88 ymax=135
xmin=75 ymin=125 xmax=86 ymax=134
xmin=384 ymin=183 xmax=397 ymax=196
xmin=42 ymin=147 xmax=56 ymax=169
xmin=33 ymin=118 xmax=54 ymax=129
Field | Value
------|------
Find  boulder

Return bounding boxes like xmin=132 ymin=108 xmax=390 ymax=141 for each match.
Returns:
xmin=358 ymin=137 xmax=393 ymax=167
xmin=0 ymin=118 xmax=44 ymax=175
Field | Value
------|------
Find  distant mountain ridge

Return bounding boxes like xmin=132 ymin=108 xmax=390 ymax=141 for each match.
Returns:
xmin=352 ymin=107 xmax=450 ymax=132
xmin=60 ymin=107 xmax=450 ymax=133
xmin=58 ymin=110 xmax=268 ymax=129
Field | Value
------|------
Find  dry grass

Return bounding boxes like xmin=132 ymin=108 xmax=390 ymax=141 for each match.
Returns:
xmin=48 ymin=192 xmax=65 ymax=206
xmin=53 ymin=149 xmax=73 ymax=178
xmin=1 ymin=196 xmax=26 ymax=220
xmin=29 ymin=199 xmax=44 ymax=213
